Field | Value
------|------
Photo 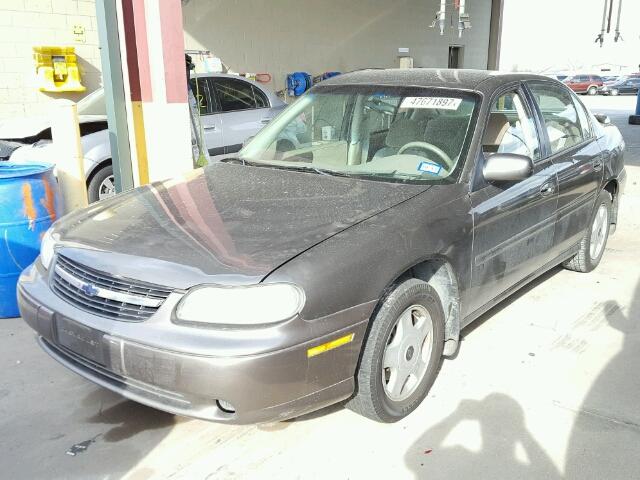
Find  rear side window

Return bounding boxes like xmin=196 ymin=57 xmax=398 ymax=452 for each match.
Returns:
xmin=570 ymin=93 xmax=593 ymax=140
xmin=214 ymin=78 xmax=258 ymax=112
xmin=528 ymin=82 xmax=587 ymax=155
xmin=253 ymin=86 xmax=269 ymax=108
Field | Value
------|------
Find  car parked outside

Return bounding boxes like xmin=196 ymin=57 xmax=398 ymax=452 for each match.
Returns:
xmin=598 ymin=77 xmax=640 ymax=96
xmin=564 ymin=74 xmax=604 ymax=95
xmin=18 ymin=69 xmax=626 ymax=424
xmin=4 ymin=74 xmax=285 ymax=202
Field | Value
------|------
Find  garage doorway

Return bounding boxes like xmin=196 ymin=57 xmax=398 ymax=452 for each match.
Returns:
xmin=448 ymin=46 xmax=464 ymax=68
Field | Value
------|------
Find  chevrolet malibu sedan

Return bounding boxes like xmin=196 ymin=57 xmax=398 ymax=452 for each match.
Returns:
xmin=18 ymin=69 xmax=626 ymax=424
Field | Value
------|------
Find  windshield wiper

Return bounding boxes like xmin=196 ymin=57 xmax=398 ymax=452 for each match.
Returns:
xmin=221 ymin=158 xmax=350 ymax=177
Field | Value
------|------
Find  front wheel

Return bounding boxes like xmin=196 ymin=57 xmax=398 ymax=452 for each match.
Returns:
xmin=346 ymin=278 xmax=445 ymax=422
xmin=563 ymin=190 xmax=612 ymax=273
xmin=611 ymin=89 xmax=619 ymax=96
xmin=587 ymin=86 xmax=598 ymax=95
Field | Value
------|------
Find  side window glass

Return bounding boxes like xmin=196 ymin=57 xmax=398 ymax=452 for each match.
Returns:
xmin=528 ymin=83 xmax=585 ymax=154
xmin=571 ymin=93 xmax=592 ymax=139
xmin=214 ymin=78 xmax=257 ymax=112
xmin=252 ymin=86 xmax=269 ymax=108
xmin=482 ymin=91 xmax=540 ymax=160
xmin=189 ymin=78 xmax=212 ymax=115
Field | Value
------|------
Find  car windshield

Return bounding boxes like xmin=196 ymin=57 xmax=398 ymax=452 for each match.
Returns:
xmin=237 ymin=85 xmax=478 ymax=183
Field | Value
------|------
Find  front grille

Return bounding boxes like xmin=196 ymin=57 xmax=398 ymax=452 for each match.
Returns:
xmin=51 ymin=255 xmax=173 ymax=321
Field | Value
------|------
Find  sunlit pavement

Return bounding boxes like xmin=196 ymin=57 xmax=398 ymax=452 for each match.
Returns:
xmin=1 ymin=95 xmax=639 ymax=480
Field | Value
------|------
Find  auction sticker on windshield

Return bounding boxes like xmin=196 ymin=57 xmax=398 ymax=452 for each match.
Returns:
xmin=400 ymin=97 xmax=462 ymax=110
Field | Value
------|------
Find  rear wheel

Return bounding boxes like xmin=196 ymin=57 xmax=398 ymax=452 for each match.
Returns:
xmin=611 ymin=89 xmax=619 ymax=96
xmin=346 ymin=278 xmax=445 ymax=422
xmin=87 ymin=165 xmax=115 ymax=203
xmin=563 ymin=190 xmax=612 ymax=273
xmin=587 ymin=86 xmax=598 ymax=95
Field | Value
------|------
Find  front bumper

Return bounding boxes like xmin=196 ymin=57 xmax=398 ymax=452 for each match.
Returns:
xmin=18 ymin=260 xmax=373 ymax=424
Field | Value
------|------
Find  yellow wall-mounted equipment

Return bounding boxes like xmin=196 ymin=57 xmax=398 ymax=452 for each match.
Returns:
xmin=33 ymin=46 xmax=86 ymax=93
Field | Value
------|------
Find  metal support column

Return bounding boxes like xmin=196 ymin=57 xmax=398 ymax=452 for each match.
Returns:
xmin=95 ymin=0 xmax=134 ymax=193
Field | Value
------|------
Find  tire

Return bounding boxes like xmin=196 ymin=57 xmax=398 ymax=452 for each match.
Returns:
xmin=563 ymin=190 xmax=612 ymax=273
xmin=587 ymin=86 xmax=598 ymax=95
xmin=611 ymin=89 xmax=619 ymax=96
xmin=87 ymin=165 xmax=115 ymax=203
xmin=346 ymin=278 xmax=445 ymax=422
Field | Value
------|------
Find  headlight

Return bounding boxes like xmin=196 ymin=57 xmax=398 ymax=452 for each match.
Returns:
xmin=175 ymin=283 xmax=305 ymax=326
xmin=40 ymin=227 xmax=57 ymax=270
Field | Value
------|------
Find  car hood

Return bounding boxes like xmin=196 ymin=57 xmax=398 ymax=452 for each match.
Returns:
xmin=55 ymin=162 xmax=427 ymax=288
xmin=0 ymin=114 xmax=106 ymax=140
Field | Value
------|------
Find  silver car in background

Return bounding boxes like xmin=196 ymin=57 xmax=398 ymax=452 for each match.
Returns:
xmin=4 ymin=74 xmax=285 ymax=202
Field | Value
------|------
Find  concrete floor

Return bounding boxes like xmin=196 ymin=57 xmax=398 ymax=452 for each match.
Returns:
xmin=1 ymin=95 xmax=639 ymax=480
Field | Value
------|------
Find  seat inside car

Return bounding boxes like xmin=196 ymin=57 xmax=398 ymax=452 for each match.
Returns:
xmin=482 ymin=112 xmax=511 ymax=153
xmin=372 ymin=118 xmax=423 ymax=159
xmin=423 ymin=115 xmax=470 ymax=160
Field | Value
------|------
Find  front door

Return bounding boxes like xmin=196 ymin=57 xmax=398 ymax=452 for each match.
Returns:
xmin=526 ymin=82 xmax=602 ymax=254
xmin=466 ymin=87 xmax=558 ymax=316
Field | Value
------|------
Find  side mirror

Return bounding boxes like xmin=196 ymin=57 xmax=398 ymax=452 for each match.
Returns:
xmin=483 ymin=153 xmax=533 ymax=182
xmin=242 ymin=136 xmax=255 ymax=148
xmin=594 ymin=114 xmax=611 ymax=125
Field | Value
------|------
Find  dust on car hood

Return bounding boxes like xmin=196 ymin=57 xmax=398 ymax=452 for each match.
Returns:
xmin=55 ymin=162 xmax=427 ymax=288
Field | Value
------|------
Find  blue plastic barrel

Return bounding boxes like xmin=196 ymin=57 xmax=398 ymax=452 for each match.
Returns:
xmin=0 ymin=161 xmax=61 ymax=318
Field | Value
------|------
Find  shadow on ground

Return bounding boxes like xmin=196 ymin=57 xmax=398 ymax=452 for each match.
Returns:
xmin=404 ymin=276 xmax=640 ymax=479
xmin=564 ymin=279 xmax=640 ymax=479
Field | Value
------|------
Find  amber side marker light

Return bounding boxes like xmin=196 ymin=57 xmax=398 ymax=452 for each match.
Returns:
xmin=307 ymin=333 xmax=355 ymax=358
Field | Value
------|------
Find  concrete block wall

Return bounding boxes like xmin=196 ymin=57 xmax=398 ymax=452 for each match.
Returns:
xmin=182 ymin=0 xmax=493 ymax=94
xmin=0 ymin=0 xmax=102 ymax=120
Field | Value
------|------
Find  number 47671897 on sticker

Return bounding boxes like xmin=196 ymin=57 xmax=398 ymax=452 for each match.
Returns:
xmin=400 ymin=96 xmax=462 ymax=110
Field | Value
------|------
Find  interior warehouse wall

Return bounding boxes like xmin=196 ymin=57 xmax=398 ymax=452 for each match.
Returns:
xmin=182 ymin=0 xmax=493 ymax=94
xmin=0 ymin=0 xmax=102 ymax=120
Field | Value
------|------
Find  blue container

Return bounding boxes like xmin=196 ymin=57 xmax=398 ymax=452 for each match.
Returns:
xmin=0 ymin=161 xmax=61 ymax=318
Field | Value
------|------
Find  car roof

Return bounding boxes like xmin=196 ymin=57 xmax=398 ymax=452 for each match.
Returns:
xmin=318 ymin=68 xmax=556 ymax=94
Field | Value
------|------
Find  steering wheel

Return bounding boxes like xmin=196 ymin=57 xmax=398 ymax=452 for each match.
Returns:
xmin=397 ymin=141 xmax=453 ymax=170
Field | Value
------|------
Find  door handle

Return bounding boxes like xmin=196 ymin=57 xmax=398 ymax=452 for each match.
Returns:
xmin=540 ymin=182 xmax=555 ymax=197
xmin=261 ymin=118 xmax=272 ymax=124
xmin=203 ymin=125 xmax=217 ymax=131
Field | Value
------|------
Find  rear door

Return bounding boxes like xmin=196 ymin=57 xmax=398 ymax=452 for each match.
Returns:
xmin=211 ymin=76 xmax=272 ymax=155
xmin=189 ymin=77 xmax=224 ymax=156
xmin=526 ymin=81 xmax=602 ymax=255
xmin=467 ymin=85 xmax=558 ymax=316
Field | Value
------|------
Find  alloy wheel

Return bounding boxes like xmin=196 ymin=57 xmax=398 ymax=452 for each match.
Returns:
xmin=382 ymin=304 xmax=434 ymax=402
xmin=589 ymin=203 xmax=608 ymax=261
xmin=98 ymin=175 xmax=116 ymax=200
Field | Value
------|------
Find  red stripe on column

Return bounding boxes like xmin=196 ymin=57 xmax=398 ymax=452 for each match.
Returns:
xmin=121 ymin=0 xmax=152 ymax=102
xmin=158 ymin=0 xmax=187 ymax=103
xmin=132 ymin=0 xmax=152 ymax=102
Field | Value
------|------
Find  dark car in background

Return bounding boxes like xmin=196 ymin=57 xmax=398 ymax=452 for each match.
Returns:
xmin=599 ymin=77 xmax=640 ymax=96
xmin=564 ymin=74 xmax=604 ymax=95
xmin=18 ymin=69 xmax=626 ymax=424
